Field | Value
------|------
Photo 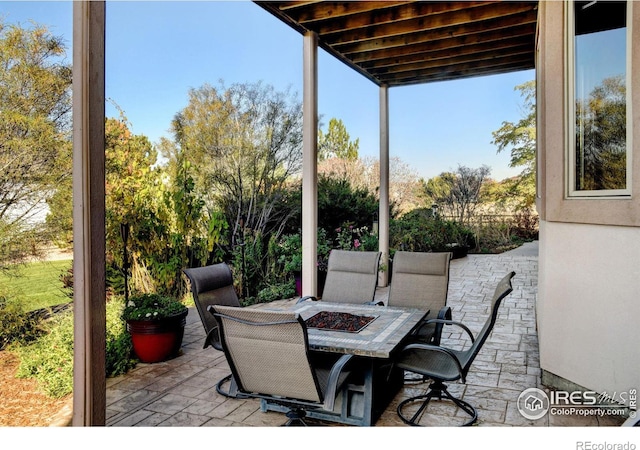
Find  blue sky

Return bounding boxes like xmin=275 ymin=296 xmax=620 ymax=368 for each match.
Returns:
xmin=2 ymin=0 xmax=535 ymax=181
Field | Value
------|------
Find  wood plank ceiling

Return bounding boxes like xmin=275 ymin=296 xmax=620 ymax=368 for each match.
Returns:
xmin=255 ymin=1 xmax=539 ymax=87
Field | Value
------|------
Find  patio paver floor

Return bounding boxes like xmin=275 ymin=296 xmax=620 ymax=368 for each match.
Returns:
xmin=104 ymin=244 xmax=625 ymax=427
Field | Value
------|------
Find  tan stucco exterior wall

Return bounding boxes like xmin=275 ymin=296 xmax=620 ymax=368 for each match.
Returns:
xmin=537 ymin=1 xmax=640 ymax=398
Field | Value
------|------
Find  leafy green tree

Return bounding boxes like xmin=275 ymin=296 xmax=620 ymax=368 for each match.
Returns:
xmin=318 ymin=117 xmax=359 ymax=161
xmin=424 ymin=165 xmax=491 ymax=225
xmin=161 ymin=81 xmax=303 ymax=245
xmin=491 ymin=80 xmax=536 ymax=208
xmin=159 ymin=81 xmax=302 ymax=298
xmin=104 ymin=115 xmax=224 ymax=298
xmin=0 ymin=20 xmax=72 ymax=268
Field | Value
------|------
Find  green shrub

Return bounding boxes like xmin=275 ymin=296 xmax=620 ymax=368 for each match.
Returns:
xmin=390 ymin=209 xmax=474 ymax=253
xmin=16 ymin=310 xmax=74 ymax=398
xmin=254 ymin=280 xmax=296 ymax=304
xmin=0 ymin=294 xmax=44 ymax=350
xmin=106 ymin=298 xmax=136 ymax=377
xmin=15 ymin=297 xmax=136 ymax=398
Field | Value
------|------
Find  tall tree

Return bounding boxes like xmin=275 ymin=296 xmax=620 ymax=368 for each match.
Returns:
xmin=0 ymin=20 xmax=72 ymax=268
xmin=317 ymin=117 xmax=359 ymax=161
xmin=491 ymin=80 xmax=536 ymax=208
xmin=160 ymin=81 xmax=303 ymax=245
xmin=424 ymin=165 xmax=491 ymax=225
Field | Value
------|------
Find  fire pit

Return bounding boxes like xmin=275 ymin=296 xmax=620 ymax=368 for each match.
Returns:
xmin=305 ymin=311 xmax=376 ymax=333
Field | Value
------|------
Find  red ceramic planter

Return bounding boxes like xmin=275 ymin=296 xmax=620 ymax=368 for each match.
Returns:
xmin=126 ymin=309 xmax=188 ymax=363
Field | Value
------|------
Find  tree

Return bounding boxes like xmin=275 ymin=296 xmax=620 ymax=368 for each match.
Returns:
xmin=161 ymin=81 xmax=303 ymax=245
xmin=318 ymin=118 xmax=359 ymax=161
xmin=491 ymin=80 xmax=536 ymax=208
xmin=104 ymin=114 xmax=224 ymax=298
xmin=424 ymin=165 xmax=491 ymax=225
xmin=0 ymin=21 xmax=72 ymax=267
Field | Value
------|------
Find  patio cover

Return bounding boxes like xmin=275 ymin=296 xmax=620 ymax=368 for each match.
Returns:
xmin=255 ymin=1 xmax=538 ymax=87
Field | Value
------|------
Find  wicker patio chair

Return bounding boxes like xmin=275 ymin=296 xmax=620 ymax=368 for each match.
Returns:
xmin=183 ymin=263 xmax=243 ymax=398
xmin=393 ymin=271 xmax=515 ymax=426
xmin=209 ymin=304 xmax=354 ymax=426
xmin=298 ymin=250 xmax=381 ymax=304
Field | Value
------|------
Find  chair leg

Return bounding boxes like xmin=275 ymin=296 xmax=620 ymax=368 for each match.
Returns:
xmin=283 ymin=408 xmax=309 ymax=426
xmin=397 ymin=381 xmax=477 ymax=426
xmin=215 ymin=374 xmax=249 ymax=399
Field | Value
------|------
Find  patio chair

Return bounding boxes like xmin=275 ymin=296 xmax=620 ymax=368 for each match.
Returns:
xmin=182 ymin=263 xmax=243 ymax=398
xmin=393 ymin=271 xmax=515 ymax=426
xmin=209 ymin=304 xmax=354 ymax=426
xmin=298 ymin=250 xmax=381 ymax=304
xmin=387 ymin=251 xmax=453 ymax=346
xmin=386 ymin=251 xmax=452 ymax=383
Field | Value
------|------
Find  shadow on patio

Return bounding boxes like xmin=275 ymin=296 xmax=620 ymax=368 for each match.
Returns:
xmin=102 ymin=245 xmax=621 ymax=427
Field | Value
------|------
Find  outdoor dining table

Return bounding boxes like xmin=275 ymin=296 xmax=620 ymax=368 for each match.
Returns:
xmin=251 ymin=298 xmax=429 ymax=426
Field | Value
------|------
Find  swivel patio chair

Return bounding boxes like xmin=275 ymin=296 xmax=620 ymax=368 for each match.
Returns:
xmin=298 ymin=250 xmax=381 ymax=304
xmin=209 ymin=304 xmax=354 ymax=426
xmin=183 ymin=263 xmax=243 ymax=398
xmin=387 ymin=251 xmax=453 ymax=346
xmin=393 ymin=271 xmax=515 ymax=426
xmin=386 ymin=251 xmax=452 ymax=382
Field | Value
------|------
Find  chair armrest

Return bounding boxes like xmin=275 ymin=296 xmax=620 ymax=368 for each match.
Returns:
xmin=431 ymin=306 xmax=452 ymax=345
xmin=323 ymin=354 xmax=354 ymax=412
xmin=204 ymin=327 xmax=222 ymax=351
xmin=397 ymin=342 xmax=466 ymax=381
xmin=421 ymin=317 xmax=476 ymax=344
xmin=296 ymin=295 xmax=318 ymax=304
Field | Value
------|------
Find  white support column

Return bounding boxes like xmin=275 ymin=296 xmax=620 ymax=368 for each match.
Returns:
xmin=72 ymin=1 xmax=106 ymax=426
xmin=302 ymin=31 xmax=318 ymax=296
xmin=379 ymin=85 xmax=390 ymax=287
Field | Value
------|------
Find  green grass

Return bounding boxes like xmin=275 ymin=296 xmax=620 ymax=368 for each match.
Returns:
xmin=0 ymin=259 xmax=72 ymax=312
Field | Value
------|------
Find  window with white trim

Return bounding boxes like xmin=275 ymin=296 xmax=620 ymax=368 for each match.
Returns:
xmin=568 ymin=0 xmax=631 ymax=197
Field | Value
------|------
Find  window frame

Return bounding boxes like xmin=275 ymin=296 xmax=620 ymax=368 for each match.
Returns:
xmin=566 ymin=0 xmax=633 ymax=198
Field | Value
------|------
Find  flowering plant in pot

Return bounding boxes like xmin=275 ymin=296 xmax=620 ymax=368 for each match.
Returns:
xmin=121 ymin=293 xmax=188 ymax=363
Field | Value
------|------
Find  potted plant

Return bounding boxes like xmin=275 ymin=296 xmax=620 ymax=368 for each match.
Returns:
xmin=121 ymin=293 xmax=188 ymax=363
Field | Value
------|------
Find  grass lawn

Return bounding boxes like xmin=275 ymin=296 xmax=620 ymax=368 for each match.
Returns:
xmin=0 ymin=259 xmax=72 ymax=312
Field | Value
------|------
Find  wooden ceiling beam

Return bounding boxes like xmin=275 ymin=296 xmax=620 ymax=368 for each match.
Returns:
xmin=358 ymin=34 xmax=534 ymax=68
xmin=277 ymin=1 xmax=327 ymax=12
xmin=368 ymin=46 xmax=533 ymax=76
xmin=321 ymin=2 xmax=536 ymax=46
xmin=384 ymin=64 xmax=533 ymax=86
xmin=303 ymin=1 xmax=493 ymax=33
xmin=380 ymin=56 xmax=533 ymax=85
xmin=286 ymin=1 xmax=416 ymax=24
xmin=336 ymin=11 xmax=537 ymax=54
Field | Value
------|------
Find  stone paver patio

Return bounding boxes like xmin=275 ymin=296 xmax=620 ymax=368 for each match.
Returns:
xmin=103 ymin=245 xmax=624 ymax=427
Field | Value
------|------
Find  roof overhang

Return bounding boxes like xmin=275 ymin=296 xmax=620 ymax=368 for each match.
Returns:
xmin=255 ymin=1 xmax=539 ymax=87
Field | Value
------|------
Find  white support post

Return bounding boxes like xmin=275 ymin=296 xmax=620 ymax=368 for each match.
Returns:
xmin=302 ymin=31 xmax=318 ymax=296
xmin=379 ymin=85 xmax=390 ymax=287
xmin=72 ymin=1 xmax=106 ymax=426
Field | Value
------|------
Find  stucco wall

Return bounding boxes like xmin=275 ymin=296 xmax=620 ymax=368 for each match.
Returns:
xmin=537 ymin=1 xmax=640 ymax=400
xmin=538 ymin=221 xmax=640 ymax=396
